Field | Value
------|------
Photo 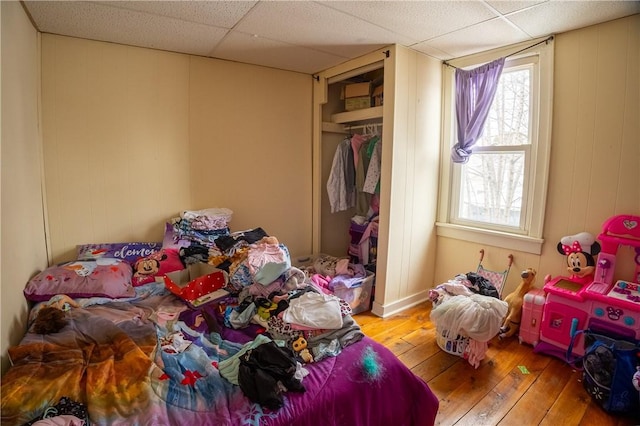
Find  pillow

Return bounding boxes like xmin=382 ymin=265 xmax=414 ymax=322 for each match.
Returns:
xmin=24 ymin=259 xmax=135 ymax=302
xmin=77 ymin=242 xmax=162 ymax=265
xmin=132 ymin=248 xmax=185 ymax=287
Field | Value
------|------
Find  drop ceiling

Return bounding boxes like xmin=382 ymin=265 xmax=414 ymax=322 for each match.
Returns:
xmin=22 ymin=0 xmax=640 ymax=74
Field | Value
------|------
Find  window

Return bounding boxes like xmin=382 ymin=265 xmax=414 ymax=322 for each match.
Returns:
xmin=437 ymin=39 xmax=554 ymax=254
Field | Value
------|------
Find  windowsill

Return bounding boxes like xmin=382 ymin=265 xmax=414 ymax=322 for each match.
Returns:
xmin=435 ymin=222 xmax=544 ymax=254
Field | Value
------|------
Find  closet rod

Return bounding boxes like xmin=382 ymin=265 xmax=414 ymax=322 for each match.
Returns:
xmin=344 ymin=122 xmax=383 ymax=131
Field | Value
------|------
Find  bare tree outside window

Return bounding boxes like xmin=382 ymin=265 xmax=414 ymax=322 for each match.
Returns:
xmin=458 ymin=67 xmax=532 ymax=228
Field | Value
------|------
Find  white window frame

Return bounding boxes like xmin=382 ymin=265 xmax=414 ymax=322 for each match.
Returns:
xmin=436 ymin=37 xmax=554 ymax=255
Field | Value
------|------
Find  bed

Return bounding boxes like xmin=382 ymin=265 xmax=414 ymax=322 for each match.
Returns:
xmin=1 ymin=215 xmax=439 ymax=426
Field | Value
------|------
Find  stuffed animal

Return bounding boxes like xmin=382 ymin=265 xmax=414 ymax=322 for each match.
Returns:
xmin=45 ymin=294 xmax=79 ymax=311
xmin=292 ymin=335 xmax=314 ymax=363
xmin=32 ymin=294 xmax=80 ymax=334
xmin=30 ymin=294 xmax=79 ymax=335
xmin=499 ymin=268 xmax=537 ymax=339
xmin=257 ymin=236 xmax=279 ymax=245
xmin=32 ymin=307 xmax=68 ymax=334
xmin=557 ymin=232 xmax=601 ymax=285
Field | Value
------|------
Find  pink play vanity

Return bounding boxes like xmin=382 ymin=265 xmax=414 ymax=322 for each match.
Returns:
xmin=537 ymin=215 xmax=640 ymax=357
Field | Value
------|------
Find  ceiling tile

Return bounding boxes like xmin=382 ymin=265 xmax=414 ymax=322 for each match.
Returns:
xmin=409 ymin=44 xmax=454 ymax=61
xmin=232 ymin=1 xmax=413 ymax=58
xmin=25 ymin=1 xmax=228 ymax=57
xmin=212 ymin=31 xmax=350 ymax=74
xmin=485 ymin=0 xmax=548 ymax=15
xmin=21 ymin=0 xmax=640 ymax=74
xmin=321 ymin=0 xmax=498 ymax=42
xmin=421 ymin=17 xmax=532 ymax=59
xmin=507 ymin=0 xmax=640 ymax=38
xmin=96 ymin=0 xmax=257 ymax=28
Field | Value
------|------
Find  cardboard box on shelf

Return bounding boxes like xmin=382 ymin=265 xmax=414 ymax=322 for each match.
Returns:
xmin=344 ymin=82 xmax=371 ymax=99
xmin=372 ymin=85 xmax=384 ymax=106
xmin=163 ymin=263 xmax=229 ymax=308
xmin=345 ymin=96 xmax=371 ymax=111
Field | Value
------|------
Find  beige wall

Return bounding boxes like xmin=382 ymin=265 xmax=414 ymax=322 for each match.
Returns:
xmin=1 ymin=2 xmax=49 ymax=375
xmin=42 ymin=36 xmax=192 ymax=262
xmin=2 ymin=8 xmax=637 ymax=376
xmin=188 ymin=56 xmax=313 ymax=248
xmin=41 ymin=35 xmax=313 ymax=263
xmin=434 ymin=15 xmax=640 ymax=295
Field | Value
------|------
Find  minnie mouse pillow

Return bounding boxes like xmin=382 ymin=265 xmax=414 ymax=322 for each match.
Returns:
xmin=132 ymin=248 xmax=185 ymax=286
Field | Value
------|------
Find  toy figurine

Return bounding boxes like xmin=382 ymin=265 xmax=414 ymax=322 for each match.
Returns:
xmin=557 ymin=232 xmax=601 ymax=285
xmin=499 ymin=268 xmax=537 ymax=339
xmin=292 ymin=335 xmax=314 ymax=363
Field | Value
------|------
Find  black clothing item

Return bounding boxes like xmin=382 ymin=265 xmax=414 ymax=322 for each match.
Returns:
xmin=215 ymin=227 xmax=268 ymax=253
xmin=272 ymin=300 xmax=289 ymax=317
xmin=465 ymin=272 xmax=500 ymax=298
xmin=179 ymin=243 xmax=210 ymax=265
xmin=238 ymin=341 xmax=305 ymax=409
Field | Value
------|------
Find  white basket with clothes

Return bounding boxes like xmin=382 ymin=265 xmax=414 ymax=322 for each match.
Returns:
xmin=429 ymin=250 xmax=512 ymax=368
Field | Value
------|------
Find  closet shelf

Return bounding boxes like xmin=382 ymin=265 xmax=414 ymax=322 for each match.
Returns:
xmin=330 ymin=106 xmax=383 ymax=124
xmin=322 ymin=122 xmax=348 ymax=134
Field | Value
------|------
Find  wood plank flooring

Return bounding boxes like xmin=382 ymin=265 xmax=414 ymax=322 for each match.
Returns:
xmin=353 ymin=302 xmax=639 ymax=426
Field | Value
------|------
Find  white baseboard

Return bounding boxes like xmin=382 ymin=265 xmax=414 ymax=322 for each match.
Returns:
xmin=370 ymin=290 xmax=430 ymax=318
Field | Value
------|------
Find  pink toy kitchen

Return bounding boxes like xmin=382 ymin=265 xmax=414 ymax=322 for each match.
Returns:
xmin=535 ymin=215 xmax=640 ymax=358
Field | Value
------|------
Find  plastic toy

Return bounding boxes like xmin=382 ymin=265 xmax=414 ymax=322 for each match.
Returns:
xmin=556 ymin=232 xmax=601 ymax=285
xmin=519 ymin=287 xmax=546 ymax=346
xmin=292 ymin=335 xmax=314 ymax=363
xmin=536 ymin=215 xmax=640 ymax=360
xmin=476 ymin=249 xmax=513 ymax=298
xmin=589 ymin=214 xmax=640 ymax=297
xmin=499 ymin=268 xmax=537 ymax=339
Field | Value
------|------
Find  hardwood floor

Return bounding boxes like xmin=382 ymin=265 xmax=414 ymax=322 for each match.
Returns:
xmin=353 ymin=302 xmax=639 ymax=426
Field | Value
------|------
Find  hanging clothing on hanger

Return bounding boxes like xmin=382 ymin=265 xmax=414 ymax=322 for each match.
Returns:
xmin=327 ymin=138 xmax=356 ymax=213
xmin=363 ymin=136 xmax=382 ymax=195
xmin=350 ymin=133 xmax=368 ymax=171
xmin=354 ymin=137 xmax=372 ymax=217
xmin=327 ymin=125 xmax=382 ymax=214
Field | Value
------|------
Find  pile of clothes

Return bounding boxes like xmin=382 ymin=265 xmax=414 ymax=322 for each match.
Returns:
xmin=429 ymin=273 xmax=508 ymax=368
xmin=169 ymin=208 xmax=233 ymax=248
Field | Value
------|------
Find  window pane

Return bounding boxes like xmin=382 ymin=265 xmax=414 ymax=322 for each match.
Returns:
xmin=476 ymin=67 xmax=531 ymax=147
xmin=458 ymin=152 xmax=524 ymax=227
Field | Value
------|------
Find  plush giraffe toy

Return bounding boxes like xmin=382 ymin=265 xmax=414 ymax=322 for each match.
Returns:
xmin=499 ymin=268 xmax=537 ymax=339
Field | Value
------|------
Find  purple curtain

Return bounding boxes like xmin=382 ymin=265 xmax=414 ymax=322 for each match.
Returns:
xmin=451 ymin=58 xmax=505 ymax=163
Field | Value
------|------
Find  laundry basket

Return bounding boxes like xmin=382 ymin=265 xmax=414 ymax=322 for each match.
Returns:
xmin=435 ymin=324 xmax=469 ymax=357
xmin=431 ymin=249 xmax=514 ymax=359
